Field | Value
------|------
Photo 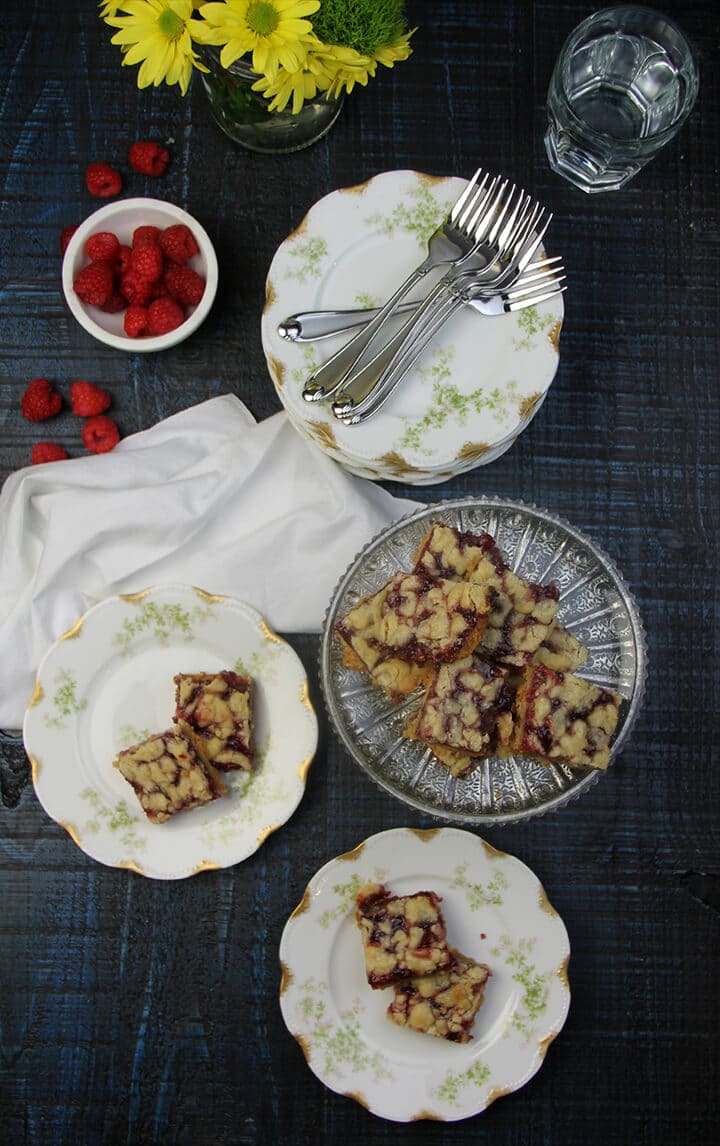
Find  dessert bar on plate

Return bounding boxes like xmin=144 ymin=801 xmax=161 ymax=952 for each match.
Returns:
xmin=387 ymin=948 xmax=491 ymax=1043
xmin=509 ymin=662 xmax=621 ymax=770
xmin=174 ymin=669 xmax=254 ymax=771
xmin=114 ymin=729 xmax=226 ymax=823
xmin=404 ymin=653 xmax=515 ymax=779
xmin=413 ymin=521 xmax=560 ymax=667
xmin=355 ymin=882 xmax=454 ymax=988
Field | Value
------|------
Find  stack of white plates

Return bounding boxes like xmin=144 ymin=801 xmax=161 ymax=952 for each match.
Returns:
xmin=261 ymin=170 xmax=563 ymax=487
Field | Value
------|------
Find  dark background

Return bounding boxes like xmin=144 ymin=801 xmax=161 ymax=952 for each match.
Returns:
xmin=1 ymin=2 xmax=718 ymax=1143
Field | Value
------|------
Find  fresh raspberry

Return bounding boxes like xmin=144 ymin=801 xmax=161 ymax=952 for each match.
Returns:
xmin=130 ymin=242 xmax=163 ymax=282
xmin=150 ymin=279 xmax=169 ymax=300
xmin=129 ymin=141 xmax=170 ymax=177
xmin=124 ymin=305 xmax=149 ymax=338
xmin=85 ymin=231 xmax=120 ymax=263
xmin=160 ymin=224 xmax=199 ymax=265
xmin=70 ymin=381 xmax=112 ymax=417
xmin=20 ymin=378 xmax=63 ymax=422
xmin=100 ymin=290 xmax=127 ymax=314
xmin=73 ymin=260 xmax=115 ymax=307
xmin=133 ymin=225 xmax=161 ymax=248
xmin=147 ymin=296 xmax=185 ymax=336
xmin=60 ymin=225 xmax=78 ymax=255
xmin=164 ymin=265 xmax=205 ymax=307
xmin=115 ymin=244 xmax=133 ymax=275
xmin=31 ymin=442 xmax=69 ymax=465
xmin=119 ymin=271 xmax=154 ymax=307
xmin=85 ymin=161 xmax=122 ymax=199
xmin=82 ymin=415 xmax=120 ymax=454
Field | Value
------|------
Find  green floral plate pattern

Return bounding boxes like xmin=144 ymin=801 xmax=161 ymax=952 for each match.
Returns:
xmin=23 ymin=585 xmax=318 ymax=880
xmin=279 ymin=827 xmax=570 ymax=1122
xmin=262 ymin=170 xmax=563 ymax=486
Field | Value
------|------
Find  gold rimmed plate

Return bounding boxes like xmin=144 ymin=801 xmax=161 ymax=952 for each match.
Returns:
xmin=23 ymin=584 xmax=318 ymax=879
xmin=279 ymin=827 xmax=571 ymax=1122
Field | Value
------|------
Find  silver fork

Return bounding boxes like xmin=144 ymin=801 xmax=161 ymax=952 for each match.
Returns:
xmin=278 ymin=257 xmax=559 ymax=342
xmin=331 ymin=203 xmax=554 ymax=420
xmin=301 ymin=170 xmax=510 ymax=404
xmin=336 ymin=267 xmax=566 ymax=426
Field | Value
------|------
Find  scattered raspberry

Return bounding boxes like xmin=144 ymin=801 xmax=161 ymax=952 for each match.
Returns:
xmin=82 ymin=415 xmax=120 ymax=454
xmin=70 ymin=381 xmax=112 ymax=417
xmin=119 ymin=271 xmax=154 ymax=307
xmin=60 ymin=225 xmax=78 ymax=255
xmin=130 ymin=242 xmax=163 ymax=282
xmin=85 ymin=231 xmax=120 ymax=263
xmin=164 ymin=264 xmax=205 ymax=307
xmin=73 ymin=260 xmax=115 ymax=307
xmin=133 ymin=225 xmax=161 ymax=248
xmin=31 ymin=442 xmax=69 ymax=465
xmin=147 ymin=296 xmax=185 ymax=336
xmin=115 ymin=244 xmax=133 ymax=275
xmin=124 ymin=305 xmax=149 ymax=338
xmin=160 ymin=224 xmax=199 ymax=265
xmin=129 ymin=141 xmax=170 ymax=177
xmin=85 ymin=161 xmax=122 ymax=199
xmin=20 ymin=378 xmax=63 ymax=422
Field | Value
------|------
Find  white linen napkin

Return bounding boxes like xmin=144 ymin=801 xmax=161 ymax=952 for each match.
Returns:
xmin=0 ymin=395 xmax=422 ymax=728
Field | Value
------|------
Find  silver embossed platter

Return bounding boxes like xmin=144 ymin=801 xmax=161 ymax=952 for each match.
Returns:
xmin=279 ymin=827 xmax=571 ymax=1122
xmin=24 ymin=584 xmax=318 ymax=879
xmin=320 ymin=498 xmax=646 ymax=824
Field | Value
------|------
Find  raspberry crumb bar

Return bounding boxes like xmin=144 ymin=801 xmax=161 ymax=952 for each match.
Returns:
xmin=509 ymin=662 xmax=622 ymax=769
xmin=534 ymin=620 xmax=588 ymax=672
xmin=413 ymin=521 xmax=560 ymax=667
xmin=174 ymin=670 xmax=254 ymax=772
xmin=387 ymin=949 xmax=491 ymax=1043
xmin=336 ymin=569 xmax=492 ymax=668
xmin=114 ymin=730 xmax=226 ymax=823
xmin=407 ymin=653 xmax=515 ymax=760
xmin=355 ymin=882 xmax=454 ymax=988
xmin=334 ymin=588 xmax=429 ymax=703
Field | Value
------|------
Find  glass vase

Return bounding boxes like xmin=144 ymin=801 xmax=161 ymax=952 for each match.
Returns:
xmin=197 ymin=47 xmax=344 ymax=154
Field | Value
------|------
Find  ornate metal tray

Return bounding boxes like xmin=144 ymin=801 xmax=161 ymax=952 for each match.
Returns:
xmin=320 ymin=497 xmax=646 ymax=825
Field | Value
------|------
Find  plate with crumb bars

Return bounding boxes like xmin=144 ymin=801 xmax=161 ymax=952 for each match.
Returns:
xmin=23 ymin=584 xmax=318 ymax=879
xmin=279 ymin=827 xmax=571 ymax=1122
xmin=320 ymin=497 xmax=646 ymax=825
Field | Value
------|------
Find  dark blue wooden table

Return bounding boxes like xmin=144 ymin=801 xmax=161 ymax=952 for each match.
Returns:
xmin=1 ymin=2 xmax=718 ymax=1143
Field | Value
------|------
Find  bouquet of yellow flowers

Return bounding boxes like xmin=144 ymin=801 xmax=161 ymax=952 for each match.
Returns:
xmin=100 ymin=1 xmax=415 ymax=113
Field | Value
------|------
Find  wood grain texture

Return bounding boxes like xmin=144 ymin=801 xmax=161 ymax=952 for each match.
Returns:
xmin=1 ymin=1 xmax=719 ymax=1143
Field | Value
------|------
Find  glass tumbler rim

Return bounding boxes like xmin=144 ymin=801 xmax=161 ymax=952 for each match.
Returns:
xmin=551 ymin=3 xmax=700 ymax=147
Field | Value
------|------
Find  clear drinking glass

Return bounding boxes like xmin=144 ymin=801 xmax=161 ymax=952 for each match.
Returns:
xmin=544 ymin=5 xmax=699 ymax=192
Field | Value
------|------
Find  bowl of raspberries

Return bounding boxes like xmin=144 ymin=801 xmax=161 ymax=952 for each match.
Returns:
xmin=61 ymin=198 xmax=218 ymax=352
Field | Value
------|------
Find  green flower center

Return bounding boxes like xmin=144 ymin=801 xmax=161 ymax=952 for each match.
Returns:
xmin=158 ymin=9 xmax=184 ymax=39
xmin=247 ymin=2 xmax=280 ymax=37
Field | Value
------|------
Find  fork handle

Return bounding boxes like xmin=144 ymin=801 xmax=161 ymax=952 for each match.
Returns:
xmin=334 ymin=292 xmax=464 ymax=424
xmin=301 ymin=263 xmax=433 ymax=402
xmin=279 ymin=300 xmax=418 ymax=342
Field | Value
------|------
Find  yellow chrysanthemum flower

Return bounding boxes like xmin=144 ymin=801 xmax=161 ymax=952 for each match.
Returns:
xmin=98 ymin=2 xmax=123 ymax=17
xmin=104 ymin=0 xmax=204 ymax=95
xmin=190 ymin=1 xmax=320 ymax=78
xmin=252 ymin=60 xmax=329 ymax=114
xmin=314 ymin=42 xmax=377 ymax=97
xmin=373 ymin=29 xmax=415 ymax=68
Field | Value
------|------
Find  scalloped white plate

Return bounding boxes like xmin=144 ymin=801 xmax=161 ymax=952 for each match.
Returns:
xmin=262 ymin=170 xmax=563 ymax=485
xmin=279 ymin=827 xmax=571 ymax=1122
xmin=23 ymin=585 xmax=318 ymax=879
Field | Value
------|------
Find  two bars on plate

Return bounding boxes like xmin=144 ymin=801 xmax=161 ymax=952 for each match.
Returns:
xmin=113 ymin=671 xmax=254 ymax=822
xmin=335 ymin=520 xmax=622 ymax=777
xmin=355 ymin=881 xmax=491 ymax=1043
